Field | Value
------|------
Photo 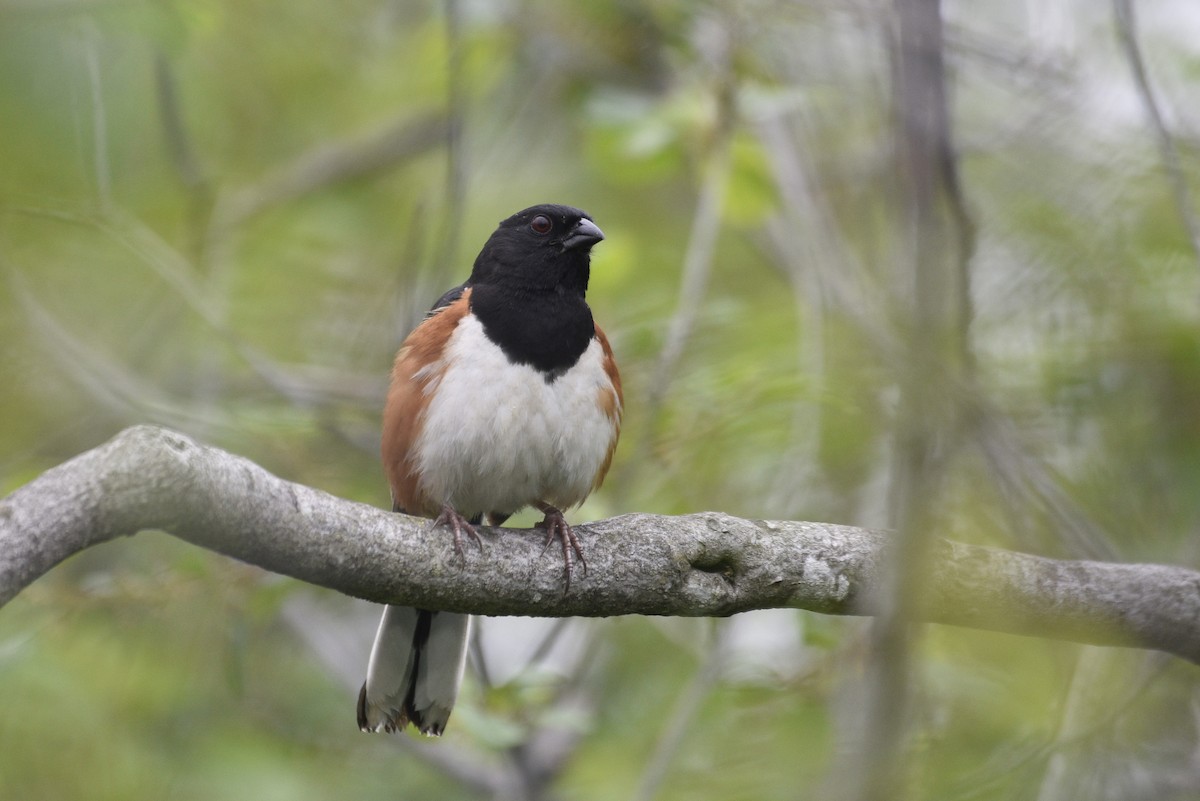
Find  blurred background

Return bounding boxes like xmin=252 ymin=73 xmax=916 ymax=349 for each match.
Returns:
xmin=3 ymin=1 xmax=1200 ymax=799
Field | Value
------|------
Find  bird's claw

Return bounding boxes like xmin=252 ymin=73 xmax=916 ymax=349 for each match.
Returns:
xmin=430 ymin=504 xmax=484 ymax=561
xmin=535 ymin=504 xmax=587 ymax=592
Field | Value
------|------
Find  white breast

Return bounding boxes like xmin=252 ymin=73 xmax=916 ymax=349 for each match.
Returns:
xmin=412 ymin=314 xmax=618 ymax=517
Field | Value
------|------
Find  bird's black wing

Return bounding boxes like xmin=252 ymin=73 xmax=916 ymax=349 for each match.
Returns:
xmin=428 ymin=281 xmax=470 ymax=316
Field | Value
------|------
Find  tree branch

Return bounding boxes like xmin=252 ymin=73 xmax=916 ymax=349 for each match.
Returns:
xmin=1113 ymin=0 xmax=1200 ymax=276
xmin=2 ymin=426 xmax=1199 ymax=665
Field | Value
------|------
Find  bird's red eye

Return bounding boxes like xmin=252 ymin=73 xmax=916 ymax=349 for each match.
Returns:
xmin=530 ymin=215 xmax=553 ymax=235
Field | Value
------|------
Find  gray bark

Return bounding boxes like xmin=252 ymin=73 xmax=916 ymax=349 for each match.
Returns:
xmin=2 ymin=425 xmax=1198 ymax=664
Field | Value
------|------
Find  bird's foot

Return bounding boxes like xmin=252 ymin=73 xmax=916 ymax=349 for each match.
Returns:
xmin=535 ymin=502 xmax=587 ymax=592
xmin=430 ymin=504 xmax=483 ymax=560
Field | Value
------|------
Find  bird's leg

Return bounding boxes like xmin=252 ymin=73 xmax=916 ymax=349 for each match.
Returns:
xmin=430 ymin=504 xmax=484 ymax=560
xmin=534 ymin=501 xmax=587 ymax=591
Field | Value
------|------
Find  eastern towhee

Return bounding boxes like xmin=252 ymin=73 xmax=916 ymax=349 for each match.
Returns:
xmin=357 ymin=204 xmax=622 ymax=736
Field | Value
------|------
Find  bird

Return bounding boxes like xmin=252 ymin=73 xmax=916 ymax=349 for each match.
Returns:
xmin=356 ymin=203 xmax=622 ymax=736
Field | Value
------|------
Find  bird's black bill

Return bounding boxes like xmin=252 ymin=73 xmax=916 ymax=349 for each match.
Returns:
xmin=561 ymin=218 xmax=605 ymax=251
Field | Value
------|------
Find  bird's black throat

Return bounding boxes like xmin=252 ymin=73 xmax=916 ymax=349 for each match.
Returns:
xmin=469 ymin=284 xmax=594 ymax=381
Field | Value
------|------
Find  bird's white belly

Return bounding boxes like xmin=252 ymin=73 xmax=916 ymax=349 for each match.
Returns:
xmin=412 ymin=315 xmax=617 ymax=516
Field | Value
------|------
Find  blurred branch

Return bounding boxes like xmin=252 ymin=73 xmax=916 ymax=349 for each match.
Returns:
xmin=154 ymin=51 xmax=214 ymax=258
xmin=1035 ymin=647 xmax=1122 ymax=801
xmin=755 ymin=109 xmax=890 ymax=514
xmin=945 ymin=655 xmax=1171 ymax=797
xmin=1113 ymin=0 xmax=1200 ymax=274
xmin=0 ymin=0 xmax=131 ymax=13
xmin=4 ymin=426 xmax=1200 ymax=666
xmin=4 ymin=268 xmax=235 ymax=431
xmin=644 ymin=19 xmax=737 ymax=423
xmin=80 ymin=21 xmax=111 ymax=209
xmin=757 ymin=115 xmax=891 ymax=350
xmin=852 ymin=0 xmax=978 ymax=796
xmin=644 ymin=133 xmax=730 ymax=415
xmin=210 ymin=113 xmax=449 ymax=230
xmin=5 ymin=211 xmax=387 ymax=413
xmin=973 ymin=406 xmax=1118 ymax=560
xmin=154 ymin=52 xmax=210 ymax=197
xmin=615 ymin=27 xmax=738 ymax=504
xmin=429 ymin=0 xmax=467 ymax=284
xmin=631 ymin=619 xmax=725 ymax=801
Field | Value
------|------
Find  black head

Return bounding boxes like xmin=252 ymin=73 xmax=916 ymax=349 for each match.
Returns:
xmin=468 ymin=204 xmax=604 ymax=296
xmin=463 ymin=204 xmax=604 ymax=377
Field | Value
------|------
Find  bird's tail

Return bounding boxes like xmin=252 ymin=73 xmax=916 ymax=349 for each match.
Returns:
xmin=357 ymin=605 xmax=471 ymax=736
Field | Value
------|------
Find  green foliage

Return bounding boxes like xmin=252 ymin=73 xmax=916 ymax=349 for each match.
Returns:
xmin=4 ymin=2 xmax=1200 ymax=800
